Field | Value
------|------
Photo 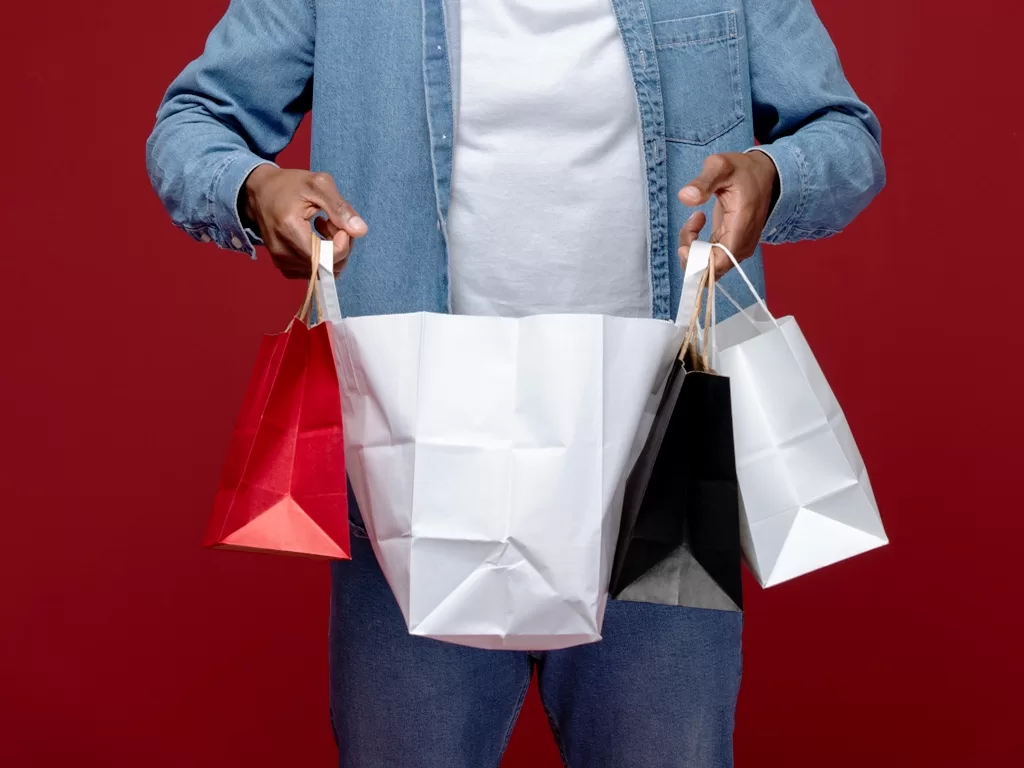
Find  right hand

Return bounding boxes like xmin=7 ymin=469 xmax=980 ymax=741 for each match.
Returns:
xmin=242 ymin=165 xmax=368 ymax=279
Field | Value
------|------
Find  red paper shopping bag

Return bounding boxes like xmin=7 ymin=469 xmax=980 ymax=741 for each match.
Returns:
xmin=204 ymin=246 xmax=349 ymax=559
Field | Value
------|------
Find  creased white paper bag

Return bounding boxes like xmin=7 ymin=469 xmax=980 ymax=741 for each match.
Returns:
xmin=315 ymin=240 xmax=687 ymax=650
xmin=690 ymin=241 xmax=887 ymax=588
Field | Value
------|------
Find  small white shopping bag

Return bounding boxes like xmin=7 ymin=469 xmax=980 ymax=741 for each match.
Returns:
xmin=688 ymin=242 xmax=887 ymax=588
xmin=314 ymin=239 xmax=687 ymax=650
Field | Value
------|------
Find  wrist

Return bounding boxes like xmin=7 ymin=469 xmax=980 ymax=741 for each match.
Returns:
xmin=241 ymin=164 xmax=278 ymax=227
xmin=746 ymin=149 xmax=780 ymax=220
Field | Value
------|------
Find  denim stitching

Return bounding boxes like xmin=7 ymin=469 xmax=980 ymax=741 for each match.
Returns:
xmin=655 ymin=35 xmax=734 ymax=49
xmin=729 ymin=18 xmax=743 ymax=129
xmin=788 ymin=225 xmax=840 ymax=239
xmin=754 ymin=146 xmax=790 ymax=244
xmin=764 ymin=142 xmax=807 ymax=243
xmin=204 ymin=163 xmax=222 ymax=234
xmin=421 ymin=0 xmax=448 ymax=245
xmin=654 ymin=18 xmax=744 ymax=146
xmin=664 ymin=115 xmax=744 ymax=146
xmin=788 ymin=143 xmax=810 ymax=241
xmin=207 ymin=155 xmax=237 ymax=247
xmin=227 ymin=158 xmax=274 ymax=255
xmin=611 ymin=0 xmax=671 ymax=320
xmin=651 ymin=10 xmax=739 ymax=48
xmin=495 ymin=659 xmax=533 ymax=766
xmin=539 ymin=696 xmax=571 ymax=768
xmin=180 ymin=223 xmax=207 ymax=242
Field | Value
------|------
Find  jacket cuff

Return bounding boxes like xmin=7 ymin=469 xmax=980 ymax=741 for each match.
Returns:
xmin=745 ymin=144 xmax=803 ymax=245
xmin=211 ymin=153 xmax=278 ymax=259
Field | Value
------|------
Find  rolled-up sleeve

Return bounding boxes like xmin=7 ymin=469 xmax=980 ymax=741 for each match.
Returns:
xmin=744 ymin=1 xmax=886 ymax=244
xmin=145 ymin=0 xmax=316 ymax=256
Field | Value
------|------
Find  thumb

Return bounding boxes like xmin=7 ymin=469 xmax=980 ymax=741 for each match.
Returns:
xmin=314 ymin=218 xmax=353 ymax=277
xmin=679 ymin=154 xmax=735 ymax=206
xmin=677 ymin=210 xmax=707 ymax=268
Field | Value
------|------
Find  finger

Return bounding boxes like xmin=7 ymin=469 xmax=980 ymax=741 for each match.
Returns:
xmin=709 ymin=227 xmax=749 ymax=278
xmin=711 ymin=196 xmax=726 ymax=240
xmin=679 ymin=154 xmax=735 ymax=206
xmin=710 ymin=207 xmax=730 ymax=278
xmin=712 ymin=247 xmax=733 ymax=278
xmin=677 ymin=211 xmax=706 ymax=267
xmin=268 ymin=238 xmax=308 ymax=279
xmin=313 ymin=216 xmax=338 ymax=240
xmin=709 ymin=192 xmax=764 ymax=277
xmin=313 ymin=220 xmax=354 ymax=277
xmin=709 ymin=224 xmax=741 ymax=276
xmin=306 ymin=172 xmax=368 ymax=238
xmin=331 ymin=230 xmax=352 ymax=277
xmin=273 ymin=217 xmax=322 ymax=277
xmin=312 ymin=219 xmax=354 ymax=277
xmin=678 ymin=211 xmax=706 ymax=247
xmin=273 ymin=246 xmax=314 ymax=279
xmin=713 ymin=235 xmax=759 ymax=276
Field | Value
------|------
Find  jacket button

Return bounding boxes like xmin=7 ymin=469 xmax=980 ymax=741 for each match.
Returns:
xmin=200 ymin=233 xmax=212 ymax=243
xmin=231 ymin=235 xmax=243 ymax=249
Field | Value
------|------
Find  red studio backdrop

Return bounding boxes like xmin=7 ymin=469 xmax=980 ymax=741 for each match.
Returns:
xmin=1 ymin=1 xmax=1021 ymax=765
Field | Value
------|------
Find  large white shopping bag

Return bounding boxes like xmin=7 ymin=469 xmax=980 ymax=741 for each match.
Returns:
xmin=313 ymin=239 xmax=687 ymax=650
xmin=688 ymin=242 xmax=887 ymax=588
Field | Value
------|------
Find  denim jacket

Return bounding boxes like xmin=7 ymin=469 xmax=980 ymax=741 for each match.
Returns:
xmin=146 ymin=0 xmax=884 ymax=321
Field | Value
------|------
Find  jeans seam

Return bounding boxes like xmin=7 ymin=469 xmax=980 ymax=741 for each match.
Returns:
xmin=790 ymin=142 xmax=810 ymax=240
xmin=788 ymin=225 xmax=840 ymax=239
xmin=206 ymin=154 xmax=235 ymax=239
xmin=496 ymin=659 xmax=533 ymax=766
xmin=328 ymin=703 xmax=340 ymax=750
xmin=539 ymin=698 xmax=571 ymax=768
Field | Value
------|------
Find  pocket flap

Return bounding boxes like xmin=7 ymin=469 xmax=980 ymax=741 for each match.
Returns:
xmin=653 ymin=11 xmax=739 ymax=49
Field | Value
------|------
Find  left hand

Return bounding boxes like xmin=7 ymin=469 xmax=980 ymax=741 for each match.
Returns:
xmin=678 ymin=151 xmax=779 ymax=276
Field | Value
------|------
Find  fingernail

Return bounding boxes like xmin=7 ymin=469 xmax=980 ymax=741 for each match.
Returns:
xmin=682 ymin=186 xmax=700 ymax=201
xmin=349 ymin=216 xmax=367 ymax=231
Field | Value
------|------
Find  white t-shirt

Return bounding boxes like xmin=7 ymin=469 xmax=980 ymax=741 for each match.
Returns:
xmin=446 ymin=0 xmax=652 ymax=318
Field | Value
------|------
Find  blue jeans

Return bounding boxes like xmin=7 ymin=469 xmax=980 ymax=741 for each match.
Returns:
xmin=329 ymin=527 xmax=742 ymax=767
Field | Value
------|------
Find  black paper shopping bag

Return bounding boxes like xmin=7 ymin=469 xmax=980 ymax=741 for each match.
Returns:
xmin=609 ymin=266 xmax=742 ymax=611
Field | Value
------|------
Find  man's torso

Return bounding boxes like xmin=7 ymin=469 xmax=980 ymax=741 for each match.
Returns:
xmin=306 ymin=0 xmax=764 ymax=321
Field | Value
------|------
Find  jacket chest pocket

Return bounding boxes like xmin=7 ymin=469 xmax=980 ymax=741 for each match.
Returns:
xmin=652 ymin=11 xmax=744 ymax=145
